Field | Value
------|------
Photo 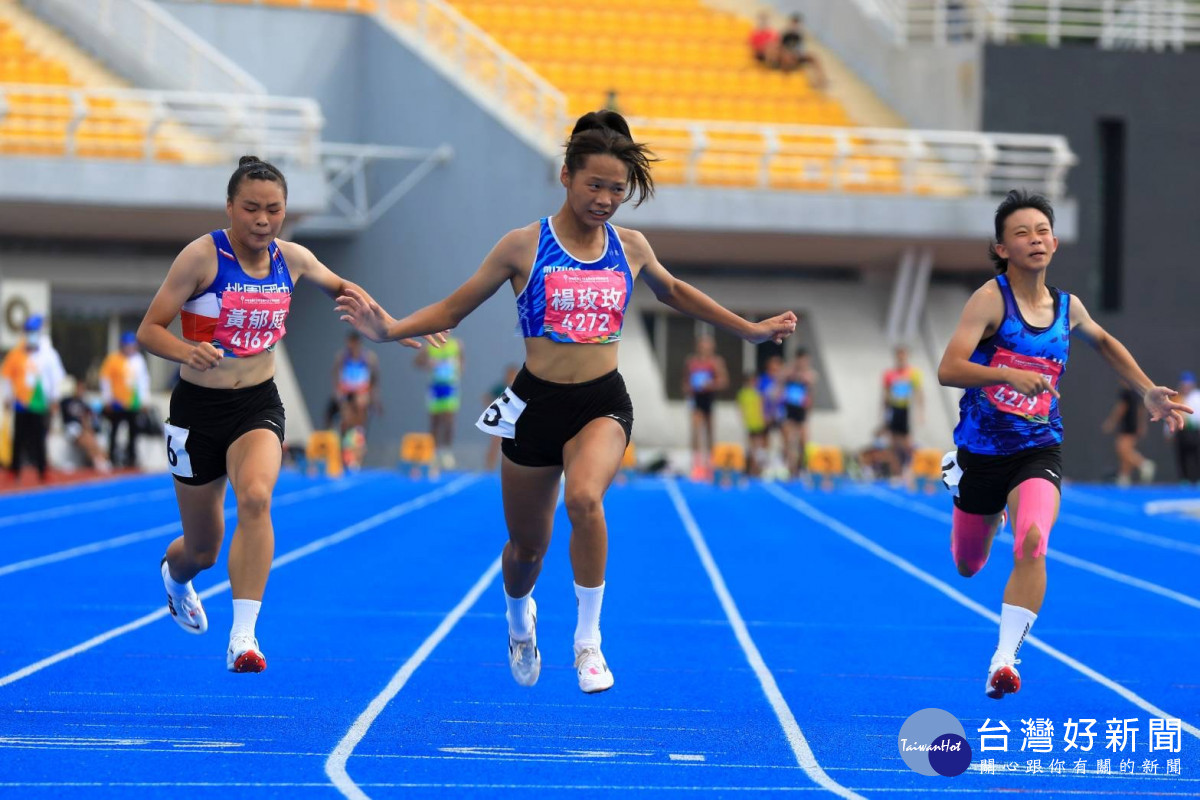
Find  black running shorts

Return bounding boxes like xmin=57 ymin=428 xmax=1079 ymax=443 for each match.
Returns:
xmin=953 ymin=444 xmax=1063 ymax=515
xmin=166 ymin=378 xmax=286 ymax=486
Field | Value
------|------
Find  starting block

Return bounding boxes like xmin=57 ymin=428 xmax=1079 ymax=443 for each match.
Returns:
xmin=711 ymin=442 xmax=746 ymax=487
xmin=306 ymin=430 xmax=343 ymax=478
xmin=912 ymin=447 xmax=945 ymax=493
xmin=400 ymin=432 xmax=437 ymax=478
xmin=807 ymin=445 xmax=844 ymax=489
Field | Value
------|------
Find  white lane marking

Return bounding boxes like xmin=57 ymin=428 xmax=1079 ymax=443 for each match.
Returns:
xmin=1058 ymin=512 xmax=1200 ymax=557
xmin=325 ymin=556 xmax=502 ymax=800
xmin=0 ymin=475 xmax=480 ymax=689
xmin=0 ymin=487 xmax=173 ymax=529
xmin=664 ymin=480 xmax=865 ymax=800
xmin=764 ymin=483 xmax=1200 ymax=741
xmin=861 ymin=486 xmax=1200 ymax=610
xmin=0 ymin=477 xmax=367 ymax=578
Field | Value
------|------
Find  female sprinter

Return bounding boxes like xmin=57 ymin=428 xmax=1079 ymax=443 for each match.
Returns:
xmin=139 ymin=156 xmax=432 ymax=672
xmin=938 ymin=189 xmax=1190 ymax=699
xmin=337 ymin=111 xmax=797 ymax=693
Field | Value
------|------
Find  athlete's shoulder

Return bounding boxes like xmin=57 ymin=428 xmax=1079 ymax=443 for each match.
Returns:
xmin=273 ymin=238 xmax=314 ymax=264
xmin=174 ymin=233 xmax=218 ymax=269
xmin=612 ymin=224 xmax=651 ymax=260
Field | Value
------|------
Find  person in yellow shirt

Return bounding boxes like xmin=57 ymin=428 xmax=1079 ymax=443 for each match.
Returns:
xmin=1 ymin=315 xmax=65 ymax=483
xmin=99 ymin=331 xmax=151 ymax=469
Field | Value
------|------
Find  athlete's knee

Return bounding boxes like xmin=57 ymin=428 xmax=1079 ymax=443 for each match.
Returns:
xmin=236 ymin=481 xmax=273 ymax=519
xmin=1015 ymin=524 xmax=1046 ymax=561
xmin=564 ymin=487 xmax=604 ymax=524
xmin=186 ymin=542 xmax=221 ymax=570
xmin=507 ymin=539 xmax=548 ymax=564
xmin=1013 ymin=478 xmax=1057 ymax=560
xmin=951 ymin=507 xmax=992 ymax=577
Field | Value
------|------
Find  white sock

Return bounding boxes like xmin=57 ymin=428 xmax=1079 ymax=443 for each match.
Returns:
xmin=163 ymin=564 xmax=190 ymax=595
xmin=231 ymin=599 xmax=261 ymax=641
xmin=995 ymin=602 xmax=1037 ymax=661
xmin=505 ymin=588 xmax=534 ymax=641
xmin=574 ymin=582 xmax=605 ymax=650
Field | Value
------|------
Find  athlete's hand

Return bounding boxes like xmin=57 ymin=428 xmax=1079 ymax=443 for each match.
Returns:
xmin=396 ymin=331 xmax=450 ymax=350
xmin=748 ymin=311 xmax=798 ymax=344
xmin=1006 ymin=369 xmax=1059 ymax=400
xmin=1145 ymin=385 xmax=1193 ymax=433
xmin=185 ymin=341 xmax=223 ymax=371
xmin=336 ymin=287 xmax=395 ymax=343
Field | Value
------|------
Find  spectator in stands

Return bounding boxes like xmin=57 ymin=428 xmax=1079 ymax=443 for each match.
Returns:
xmin=748 ymin=11 xmax=781 ymax=68
xmin=1101 ymin=384 xmax=1154 ymax=485
xmin=683 ymin=333 xmax=728 ymax=481
xmin=778 ymin=13 xmax=828 ymax=89
xmin=1167 ymin=371 xmax=1200 ymax=483
xmin=333 ymin=331 xmax=379 ymax=469
xmin=882 ymin=345 xmax=923 ymax=486
xmin=737 ymin=371 xmax=767 ymax=477
xmin=1 ymin=314 xmax=65 ymax=484
xmin=415 ymin=333 xmax=463 ymax=470
xmin=99 ymin=330 xmax=151 ymax=469
xmin=782 ymin=348 xmax=817 ymax=480
xmin=139 ymin=155 xmax=437 ymax=674
xmin=335 ymin=110 xmax=796 ymax=694
xmin=60 ymin=375 xmax=110 ymax=473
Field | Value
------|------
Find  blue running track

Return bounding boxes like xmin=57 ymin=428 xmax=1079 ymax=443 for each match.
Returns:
xmin=0 ymin=470 xmax=1196 ymax=798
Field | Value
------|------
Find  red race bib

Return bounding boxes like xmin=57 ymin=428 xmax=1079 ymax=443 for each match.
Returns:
xmin=543 ymin=270 xmax=626 ymax=343
xmin=985 ymin=346 xmax=1063 ymax=420
xmin=214 ymin=292 xmax=290 ymax=357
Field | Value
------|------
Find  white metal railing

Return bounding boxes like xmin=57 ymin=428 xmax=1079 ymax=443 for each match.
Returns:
xmin=0 ymin=85 xmax=322 ymax=164
xmin=627 ymin=119 xmax=1077 ymax=200
xmin=25 ymin=0 xmax=266 ymax=94
xmin=861 ymin=0 xmax=1200 ymax=50
xmin=372 ymin=0 xmax=569 ymax=153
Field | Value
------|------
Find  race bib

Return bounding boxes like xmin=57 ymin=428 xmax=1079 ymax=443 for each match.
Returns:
xmin=543 ymin=270 xmax=626 ymax=343
xmin=940 ymin=450 xmax=962 ymax=498
xmin=213 ymin=292 xmax=290 ymax=357
xmin=985 ymin=347 xmax=1063 ymax=420
xmin=163 ymin=422 xmax=194 ymax=478
xmin=475 ymin=388 xmax=528 ymax=439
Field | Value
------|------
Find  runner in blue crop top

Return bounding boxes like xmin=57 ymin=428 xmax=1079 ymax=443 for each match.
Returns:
xmin=937 ymin=190 xmax=1190 ymax=701
xmin=336 ymin=110 xmax=799 ymax=695
xmin=138 ymin=156 xmax=436 ymax=674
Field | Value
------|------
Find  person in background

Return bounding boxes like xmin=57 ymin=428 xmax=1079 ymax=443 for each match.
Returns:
xmin=736 ymin=371 xmax=767 ymax=478
xmin=782 ymin=348 xmax=817 ymax=480
xmin=777 ymin=13 xmax=829 ymax=89
xmin=883 ymin=345 xmax=923 ymax=487
xmin=416 ymin=334 xmax=464 ymax=470
xmin=748 ymin=11 xmax=781 ymax=68
xmin=683 ymin=334 xmax=728 ymax=481
xmin=1 ymin=314 xmax=65 ymax=484
xmin=333 ymin=331 xmax=379 ymax=470
xmin=1167 ymin=371 xmax=1200 ymax=484
xmin=1101 ymin=384 xmax=1154 ymax=486
xmin=99 ymin=330 xmax=151 ymax=469
xmin=60 ymin=375 xmax=110 ymax=472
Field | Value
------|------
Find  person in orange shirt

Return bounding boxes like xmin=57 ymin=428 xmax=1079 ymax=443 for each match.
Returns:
xmin=99 ymin=331 xmax=151 ymax=469
xmin=1 ymin=315 xmax=66 ymax=483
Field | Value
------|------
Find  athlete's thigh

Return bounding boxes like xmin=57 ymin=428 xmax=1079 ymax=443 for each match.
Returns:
xmin=226 ymin=429 xmax=283 ymax=498
xmin=562 ymin=417 xmax=628 ymax=499
xmin=501 ymin=456 xmax=562 ymax=550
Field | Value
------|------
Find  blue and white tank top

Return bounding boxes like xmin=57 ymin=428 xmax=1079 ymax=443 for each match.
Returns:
xmin=515 ymin=217 xmax=634 ymax=344
xmin=953 ymin=274 xmax=1070 ymax=455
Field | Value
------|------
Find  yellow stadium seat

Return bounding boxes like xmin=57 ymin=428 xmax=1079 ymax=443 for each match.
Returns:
xmin=712 ymin=442 xmax=746 ymax=472
xmin=912 ymin=448 xmax=945 ymax=480
xmin=807 ymin=446 xmax=845 ymax=477
xmin=400 ymin=432 xmax=436 ymax=466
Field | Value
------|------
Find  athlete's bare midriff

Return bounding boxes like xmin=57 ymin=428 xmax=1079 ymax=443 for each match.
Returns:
xmin=180 ymin=347 xmax=276 ymax=390
xmin=523 ymin=337 xmax=619 ymax=384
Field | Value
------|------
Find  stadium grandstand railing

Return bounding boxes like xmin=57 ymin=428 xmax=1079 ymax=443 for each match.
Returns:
xmin=24 ymin=0 xmax=266 ymax=94
xmin=0 ymin=85 xmax=322 ymax=162
xmin=626 ymin=119 xmax=1075 ymax=199
xmin=859 ymin=0 xmax=1199 ymax=50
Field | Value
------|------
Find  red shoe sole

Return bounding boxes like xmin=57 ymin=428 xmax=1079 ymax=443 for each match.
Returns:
xmin=232 ymin=651 xmax=267 ymax=673
xmin=988 ymin=666 xmax=1020 ymax=698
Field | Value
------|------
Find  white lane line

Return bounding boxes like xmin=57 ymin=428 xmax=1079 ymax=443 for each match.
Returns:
xmin=764 ymin=483 xmax=1200 ymax=741
xmin=0 ymin=477 xmax=367 ymax=578
xmin=0 ymin=487 xmax=174 ymax=529
xmin=664 ymin=480 xmax=865 ymax=800
xmin=0 ymin=475 xmax=480 ymax=690
xmin=1058 ymin=512 xmax=1200 ymax=557
xmin=860 ymin=486 xmax=1200 ymax=611
xmin=325 ymin=555 xmax=503 ymax=800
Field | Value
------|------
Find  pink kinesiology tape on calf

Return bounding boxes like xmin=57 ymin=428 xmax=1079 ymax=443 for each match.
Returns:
xmin=951 ymin=507 xmax=992 ymax=575
xmin=1014 ymin=478 xmax=1058 ymax=560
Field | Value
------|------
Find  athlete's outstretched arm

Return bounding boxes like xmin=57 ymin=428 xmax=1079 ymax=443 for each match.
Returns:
xmin=337 ymin=230 xmax=522 ymax=343
xmin=631 ymin=230 xmax=796 ymax=344
xmin=137 ymin=237 xmax=224 ymax=371
xmin=937 ymin=282 xmax=1056 ymax=399
xmin=284 ymin=242 xmax=438 ymax=350
xmin=1070 ymin=294 xmax=1192 ymax=431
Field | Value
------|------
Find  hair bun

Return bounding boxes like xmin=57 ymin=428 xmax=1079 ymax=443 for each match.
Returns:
xmin=238 ymin=155 xmax=261 ymax=167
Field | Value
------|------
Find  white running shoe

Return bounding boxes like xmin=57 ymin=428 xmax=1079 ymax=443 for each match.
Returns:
xmin=1139 ymin=459 xmax=1157 ymax=484
xmin=161 ymin=556 xmax=207 ymax=635
xmin=227 ymin=633 xmax=267 ymax=673
xmin=985 ymin=654 xmax=1021 ymax=699
xmin=508 ymin=598 xmax=540 ymax=687
xmin=574 ymin=645 xmax=614 ymax=694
